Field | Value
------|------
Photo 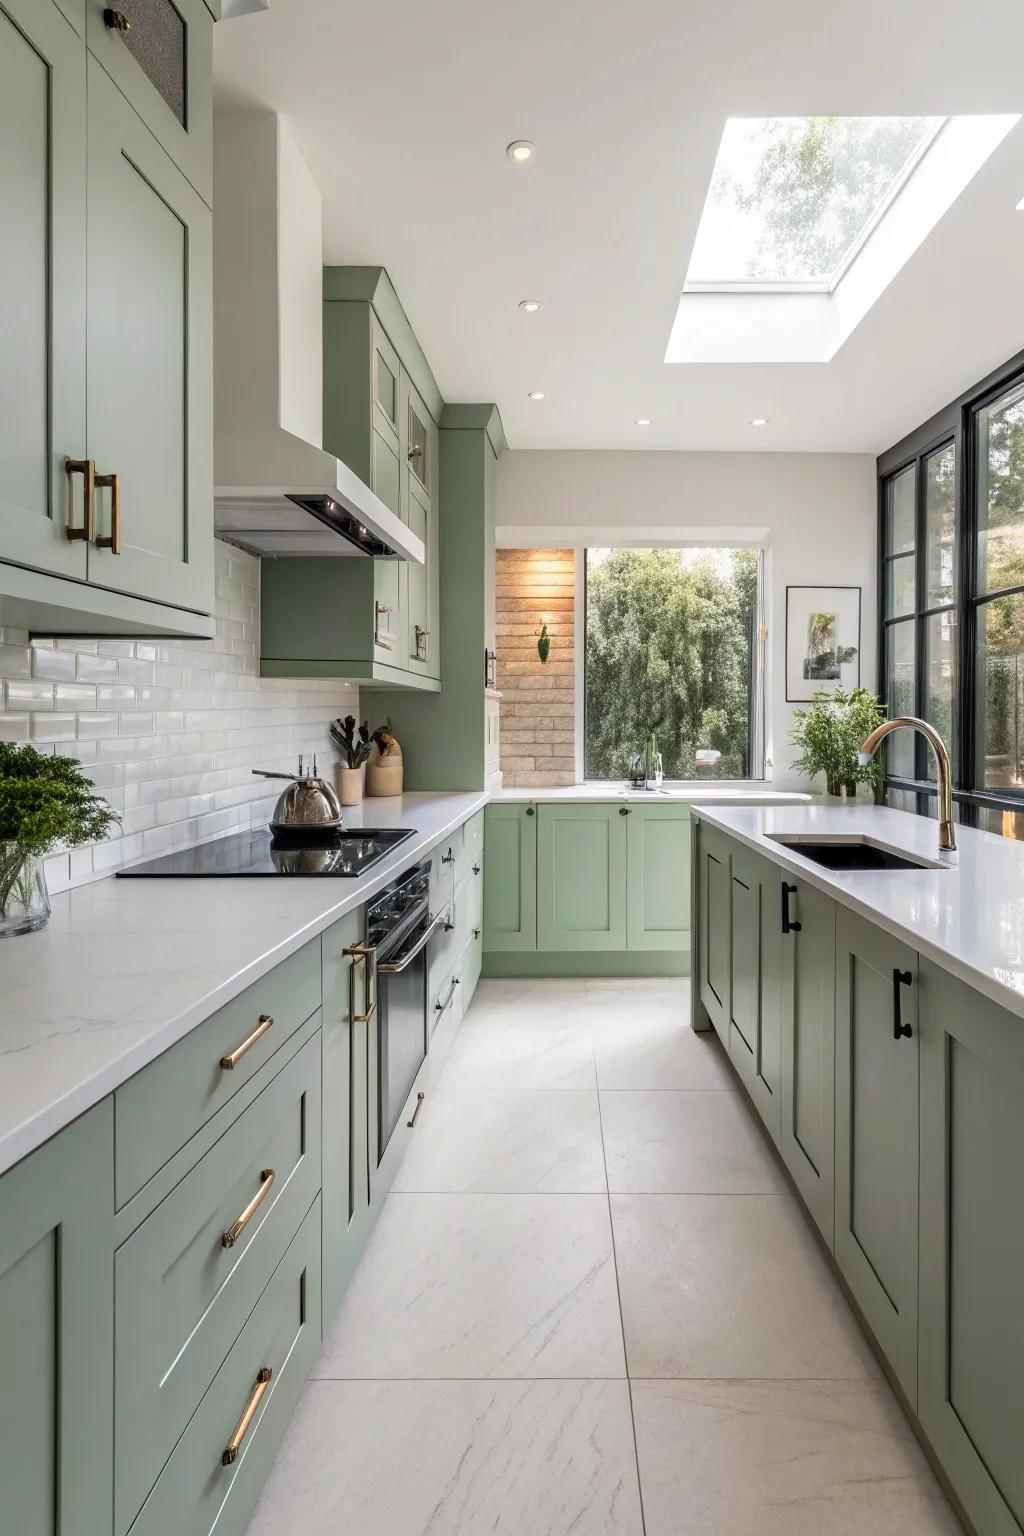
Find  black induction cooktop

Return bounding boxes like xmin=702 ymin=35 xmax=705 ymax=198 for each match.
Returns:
xmin=116 ymin=826 xmax=416 ymax=878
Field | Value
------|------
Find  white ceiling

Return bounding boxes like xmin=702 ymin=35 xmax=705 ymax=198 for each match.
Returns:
xmin=214 ymin=0 xmax=1024 ymax=454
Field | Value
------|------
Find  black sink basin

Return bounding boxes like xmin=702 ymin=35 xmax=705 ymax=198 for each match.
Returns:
xmin=769 ymin=836 xmax=937 ymax=872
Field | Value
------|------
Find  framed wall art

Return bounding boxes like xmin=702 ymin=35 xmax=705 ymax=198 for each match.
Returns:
xmin=785 ymin=585 xmax=861 ymax=702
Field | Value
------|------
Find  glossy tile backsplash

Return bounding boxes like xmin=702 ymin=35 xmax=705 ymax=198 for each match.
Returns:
xmin=0 ymin=545 xmax=357 ymax=892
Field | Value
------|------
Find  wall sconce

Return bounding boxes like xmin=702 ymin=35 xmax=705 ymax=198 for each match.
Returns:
xmin=536 ymin=619 xmax=550 ymax=664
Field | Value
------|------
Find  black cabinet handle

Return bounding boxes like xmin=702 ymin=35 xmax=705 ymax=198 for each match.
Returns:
xmin=781 ymin=881 xmax=802 ymax=934
xmin=893 ymin=968 xmax=913 ymax=1040
xmin=526 ymin=806 xmax=534 ymax=816
xmin=472 ymin=863 xmax=481 ymax=874
xmin=619 ymin=806 xmax=630 ymax=816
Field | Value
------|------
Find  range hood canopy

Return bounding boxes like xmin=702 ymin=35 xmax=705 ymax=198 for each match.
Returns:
xmin=213 ymin=111 xmax=424 ymax=565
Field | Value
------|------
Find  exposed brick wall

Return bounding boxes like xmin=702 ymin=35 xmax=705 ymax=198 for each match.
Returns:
xmin=496 ymin=549 xmax=575 ymax=788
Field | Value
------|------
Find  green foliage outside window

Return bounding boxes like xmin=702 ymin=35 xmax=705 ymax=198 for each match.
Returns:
xmin=585 ymin=548 xmax=758 ymax=781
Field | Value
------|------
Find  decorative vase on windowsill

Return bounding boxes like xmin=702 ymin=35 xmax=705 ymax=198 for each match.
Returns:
xmin=0 ymin=744 xmax=120 ymax=938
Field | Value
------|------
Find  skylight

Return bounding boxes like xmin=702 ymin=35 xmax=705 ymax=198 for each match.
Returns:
xmin=685 ymin=115 xmax=946 ymax=291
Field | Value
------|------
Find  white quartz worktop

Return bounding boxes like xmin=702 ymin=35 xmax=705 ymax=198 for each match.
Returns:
xmin=694 ymin=802 xmax=1024 ymax=1022
xmin=493 ymin=784 xmax=815 ymax=805
xmin=0 ymin=791 xmax=486 ymax=1178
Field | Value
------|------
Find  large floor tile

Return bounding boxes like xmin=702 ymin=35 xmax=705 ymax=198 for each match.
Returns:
xmin=393 ymin=1088 xmax=606 ymax=1193
xmin=612 ymin=1194 xmax=880 ymax=1379
xmin=316 ymin=1193 xmax=625 ymax=1379
xmin=440 ymin=1015 xmax=596 ymax=1089
xmin=601 ymin=1089 xmax=787 ymax=1194
xmin=249 ymin=1378 xmax=644 ymax=1536
xmin=591 ymin=1011 xmax=733 ymax=1090
xmin=632 ymin=1378 xmax=961 ymax=1536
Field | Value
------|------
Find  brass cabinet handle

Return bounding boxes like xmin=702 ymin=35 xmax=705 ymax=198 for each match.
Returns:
xmin=65 ymin=459 xmax=95 ymax=543
xmin=407 ymin=443 xmax=424 ymax=460
xmin=94 ymin=472 xmax=121 ymax=553
xmin=407 ymin=1091 xmax=426 ymax=1128
xmin=219 ymin=1014 xmax=273 ymax=1071
xmin=103 ymin=7 xmax=132 ymax=30
xmin=221 ymin=1168 xmax=275 ymax=1249
xmin=434 ymin=975 xmax=459 ymax=1015
xmin=344 ymin=943 xmax=377 ymax=1022
xmin=222 ymin=1366 xmax=272 ymax=1465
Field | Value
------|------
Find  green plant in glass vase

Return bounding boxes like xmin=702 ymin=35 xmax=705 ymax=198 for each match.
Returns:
xmin=790 ymin=687 xmax=886 ymax=800
xmin=0 ymin=743 xmax=120 ymax=936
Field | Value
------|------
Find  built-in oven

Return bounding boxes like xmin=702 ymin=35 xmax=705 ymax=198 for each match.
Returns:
xmin=366 ymin=861 xmax=448 ymax=1161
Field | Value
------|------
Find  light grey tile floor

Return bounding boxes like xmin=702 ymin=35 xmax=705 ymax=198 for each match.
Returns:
xmin=249 ymin=978 xmax=960 ymax=1536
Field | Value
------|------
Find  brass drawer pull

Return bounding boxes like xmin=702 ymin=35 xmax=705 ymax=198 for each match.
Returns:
xmin=219 ymin=1014 xmax=273 ymax=1071
xmin=221 ymin=1168 xmax=275 ymax=1249
xmin=103 ymin=7 xmax=132 ymax=31
xmin=407 ymin=443 xmax=424 ymax=460
xmin=65 ymin=458 xmax=95 ymax=543
xmin=94 ymin=471 xmax=121 ymax=554
xmin=407 ymin=1091 xmax=426 ymax=1128
xmin=222 ymin=1366 xmax=272 ymax=1465
xmin=343 ymin=943 xmax=377 ymax=1022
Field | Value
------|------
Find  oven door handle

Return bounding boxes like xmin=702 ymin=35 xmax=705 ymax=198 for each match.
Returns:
xmin=377 ymin=909 xmax=449 ymax=974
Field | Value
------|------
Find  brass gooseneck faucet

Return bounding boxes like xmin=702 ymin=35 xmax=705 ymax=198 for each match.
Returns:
xmin=858 ymin=716 xmax=957 ymax=856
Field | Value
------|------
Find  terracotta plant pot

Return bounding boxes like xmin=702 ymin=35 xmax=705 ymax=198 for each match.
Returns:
xmin=334 ymin=765 xmax=364 ymax=807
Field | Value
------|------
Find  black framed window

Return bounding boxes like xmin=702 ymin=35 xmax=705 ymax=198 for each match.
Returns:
xmin=878 ymin=349 xmax=1024 ymax=835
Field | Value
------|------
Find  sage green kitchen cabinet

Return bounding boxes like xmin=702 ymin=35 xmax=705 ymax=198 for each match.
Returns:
xmin=267 ymin=269 xmax=444 ymax=689
xmin=834 ymin=909 xmax=918 ymax=1401
xmin=321 ymin=909 xmax=371 ymax=1325
xmin=697 ymin=821 xmax=732 ymax=1031
xmin=85 ymin=0 xmax=214 ymax=206
xmin=86 ymin=55 xmax=214 ymax=614
xmin=918 ymin=960 xmax=1024 ymax=1536
xmin=0 ymin=0 xmax=88 ymax=584
xmin=625 ymin=803 xmax=691 ymax=951
xmin=483 ymin=803 xmax=537 ymax=951
xmin=780 ymin=876 xmax=836 ymax=1246
xmin=725 ymin=842 xmax=783 ymax=1145
xmin=0 ymin=1100 xmax=114 ymax=1536
xmin=537 ymin=804 xmax=628 ymax=951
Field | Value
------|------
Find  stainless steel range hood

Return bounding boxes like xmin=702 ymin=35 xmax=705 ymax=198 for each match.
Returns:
xmin=213 ymin=111 xmax=424 ymax=565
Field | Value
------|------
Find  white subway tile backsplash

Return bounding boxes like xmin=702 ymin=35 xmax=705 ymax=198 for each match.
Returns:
xmin=0 ymin=546 xmax=357 ymax=889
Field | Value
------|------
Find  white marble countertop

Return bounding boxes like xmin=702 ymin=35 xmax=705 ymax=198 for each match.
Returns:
xmin=693 ymin=802 xmax=1024 ymax=1021
xmin=0 ymin=791 xmax=487 ymax=1178
xmin=493 ymin=784 xmax=815 ymax=805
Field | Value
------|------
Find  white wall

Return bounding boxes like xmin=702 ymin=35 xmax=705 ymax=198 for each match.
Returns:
xmin=495 ymin=450 xmax=877 ymax=787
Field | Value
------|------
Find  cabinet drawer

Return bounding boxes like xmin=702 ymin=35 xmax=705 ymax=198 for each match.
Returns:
xmin=116 ymin=941 xmax=320 ymax=1205
xmin=456 ymin=810 xmax=484 ymax=884
xmin=127 ymin=1198 xmax=322 ymax=1536
xmin=115 ymin=1032 xmax=321 ymax=1532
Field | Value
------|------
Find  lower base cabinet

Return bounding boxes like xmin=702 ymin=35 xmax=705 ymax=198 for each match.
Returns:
xmin=726 ymin=842 xmax=783 ymax=1144
xmin=918 ymin=961 xmax=1024 ymax=1536
xmin=321 ymin=909 xmax=369 ymax=1326
xmin=834 ymin=909 xmax=919 ymax=1404
xmin=0 ymin=1100 xmax=114 ymax=1536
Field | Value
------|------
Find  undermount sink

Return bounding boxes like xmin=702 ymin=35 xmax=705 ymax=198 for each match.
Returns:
xmin=768 ymin=834 xmax=946 ymax=872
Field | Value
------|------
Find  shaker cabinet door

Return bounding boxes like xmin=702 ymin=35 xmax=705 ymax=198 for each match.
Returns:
xmin=321 ymin=909 xmax=369 ymax=1325
xmin=697 ymin=822 xmax=731 ymax=1031
xmin=0 ymin=0 xmax=88 ymax=582
xmin=626 ymin=803 xmax=691 ymax=952
xmin=483 ymin=804 xmax=537 ymax=952
xmin=834 ymin=909 xmax=919 ymax=1402
xmin=726 ymin=845 xmax=782 ymax=1145
xmin=0 ymin=1101 xmax=114 ymax=1536
xmin=780 ymin=878 xmax=836 ymax=1247
xmin=918 ymin=961 xmax=1024 ymax=1536
xmin=86 ymin=57 xmax=213 ymax=614
xmin=537 ymin=804 xmax=627 ymax=951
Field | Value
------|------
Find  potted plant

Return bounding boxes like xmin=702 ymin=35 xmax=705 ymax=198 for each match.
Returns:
xmin=329 ymin=716 xmax=372 ymax=806
xmin=0 ymin=743 xmax=120 ymax=937
xmin=790 ymin=687 xmax=886 ymax=800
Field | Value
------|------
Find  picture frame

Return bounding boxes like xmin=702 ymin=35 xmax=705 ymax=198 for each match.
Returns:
xmin=785 ymin=585 xmax=862 ymax=702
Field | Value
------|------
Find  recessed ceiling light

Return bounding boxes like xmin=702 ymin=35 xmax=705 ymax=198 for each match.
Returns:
xmin=636 ymin=418 xmax=652 ymax=427
xmin=528 ymin=391 xmax=546 ymax=401
xmin=507 ymin=139 xmax=535 ymax=164
xmin=519 ymin=299 xmax=542 ymax=313
xmin=750 ymin=417 xmax=769 ymax=427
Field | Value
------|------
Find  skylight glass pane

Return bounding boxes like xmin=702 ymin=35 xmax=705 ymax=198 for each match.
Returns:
xmin=686 ymin=116 xmax=943 ymax=286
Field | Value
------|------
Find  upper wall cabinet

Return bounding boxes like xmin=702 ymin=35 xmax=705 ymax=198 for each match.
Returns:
xmin=262 ymin=268 xmax=442 ymax=689
xmin=85 ymin=0 xmax=214 ymax=206
xmin=0 ymin=0 xmax=214 ymax=638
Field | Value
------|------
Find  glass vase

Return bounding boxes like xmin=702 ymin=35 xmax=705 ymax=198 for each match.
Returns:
xmin=0 ymin=844 xmax=51 ymax=937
